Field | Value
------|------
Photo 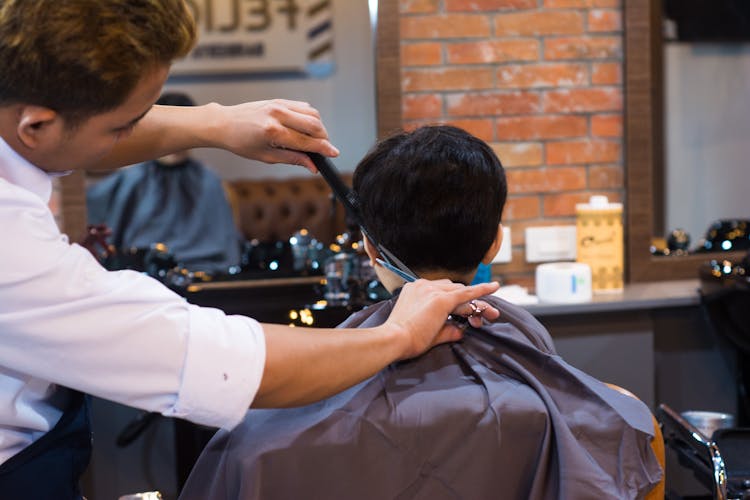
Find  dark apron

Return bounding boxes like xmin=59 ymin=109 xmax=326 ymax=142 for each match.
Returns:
xmin=0 ymin=389 xmax=92 ymax=499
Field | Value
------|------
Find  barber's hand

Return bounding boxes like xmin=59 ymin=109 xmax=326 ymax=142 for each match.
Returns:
xmin=211 ymin=99 xmax=339 ymax=171
xmin=386 ymin=279 xmax=500 ymax=360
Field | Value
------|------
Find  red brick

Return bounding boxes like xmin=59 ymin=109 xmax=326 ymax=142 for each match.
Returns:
xmin=447 ymin=40 xmax=539 ymax=64
xmin=591 ymin=114 xmax=622 ymax=137
xmin=497 ymin=63 xmax=588 ymax=89
xmin=403 ymin=68 xmax=494 ymax=91
xmin=496 ymin=115 xmax=587 ymax=140
xmin=591 ymin=62 xmax=622 ymax=84
xmin=507 ymin=166 xmax=587 ymax=194
xmin=588 ymin=165 xmax=624 ymax=189
xmin=402 ymin=42 xmax=442 ymax=66
xmin=446 ymin=0 xmax=536 ymax=11
xmin=498 ymin=248 xmax=538 ymax=274
xmin=588 ymin=9 xmax=621 ymax=32
xmin=446 ymin=91 xmax=541 ymax=116
xmin=543 ymin=88 xmax=622 ymax=113
xmin=402 ymin=121 xmax=430 ymax=132
xmin=543 ymin=192 xmax=593 ymax=216
xmin=400 ymin=0 xmax=439 ymax=14
xmin=48 ymin=185 xmax=61 ymax=217
xmin=494 ymin=11 xmax=584 ymax=36
xmin=544 ymin=190 xmax=622 ymax=216
xmin=492 ymin=142 xmax=544 ymax=167
xmin=544 ymin=37 xmax=621 ymax=60
xmin=403 ymin=94 xmax=443 ymax=120
xmin=504 ymin=195 xmax=541 ymax=220
xmin=443 ymin=119 xmax=495 ymax=141
xmin=544 ymin=0 xmax=620 ymax=7
xmin=493 ymin=246 xmax=541 ymax=274
xmin=401 ymin=14 xmax=491 ymax=39
xmin=546 ymin=139 xmax=621 ymax=164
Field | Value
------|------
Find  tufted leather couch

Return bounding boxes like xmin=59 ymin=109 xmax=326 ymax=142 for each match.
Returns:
xmin=223 ymin=175 xmax=350 ymax=245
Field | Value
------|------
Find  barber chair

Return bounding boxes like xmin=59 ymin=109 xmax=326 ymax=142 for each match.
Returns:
xmin=605 ymin=384 xmax=666 ymax=500
xmin=658 ymin=404 xmax=750 ymax=500
xmin=655 ymin=250 xmax=750 ymax=499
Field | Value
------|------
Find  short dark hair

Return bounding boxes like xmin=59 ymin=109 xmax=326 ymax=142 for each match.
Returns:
xmin=353 ymin=125 xmax=507 ymax=276
xmin=157 ymin=92 xmax=196 ymax=107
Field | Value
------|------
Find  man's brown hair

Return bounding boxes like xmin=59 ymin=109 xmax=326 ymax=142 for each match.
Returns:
xmin=0 ymin=0 xmax=196 ymax=124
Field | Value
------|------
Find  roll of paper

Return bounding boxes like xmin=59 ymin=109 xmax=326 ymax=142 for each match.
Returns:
xmin=535 ymin=262 xmax=592 ymax=303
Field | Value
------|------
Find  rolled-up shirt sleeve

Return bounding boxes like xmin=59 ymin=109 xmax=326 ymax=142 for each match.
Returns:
xmin=0 ymin=181 xmax=265 ymax=430
xmin=173 ymin=305 xmax=265 ymax=429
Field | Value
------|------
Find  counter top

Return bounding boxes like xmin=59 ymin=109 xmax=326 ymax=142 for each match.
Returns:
xmin=523 ymin=279 xmax=702 ymax=316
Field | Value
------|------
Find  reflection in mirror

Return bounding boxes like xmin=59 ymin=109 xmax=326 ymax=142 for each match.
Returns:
xmin=79 ymin=1 xmax=385 ymax=279
xmin=625 ymin=0 xmax=748 ymax=282
xmin=662 ymin=15 xmax=750 ymax=253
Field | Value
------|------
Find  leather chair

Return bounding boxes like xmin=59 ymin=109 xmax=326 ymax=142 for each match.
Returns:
xmin=224 ymin=176 xmax=349 ymax=245
xmin=606 ymin=383 xmax=666 ymax=500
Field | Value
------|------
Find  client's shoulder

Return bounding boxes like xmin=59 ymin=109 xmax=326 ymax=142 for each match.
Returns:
xmin=479 ymin=294 xmax=557 ymax=354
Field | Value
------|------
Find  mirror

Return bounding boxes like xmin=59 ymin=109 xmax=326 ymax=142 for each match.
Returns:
xmin=58 ymin=0 xmax=401 ymax=242
xmin=624 ymin=0 xmax=747 ymax=282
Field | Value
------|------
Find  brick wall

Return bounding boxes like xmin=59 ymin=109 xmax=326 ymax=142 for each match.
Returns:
xmin=50 ymin=178 xmax=63 ymax=229
xmin=399 ymin=0 xmax=624 ymax=287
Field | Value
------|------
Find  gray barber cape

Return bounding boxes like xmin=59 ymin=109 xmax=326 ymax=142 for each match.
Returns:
xmin=180 ymin=296 xmax=662 ymax=500
xmin=87 ymin=158 xmax=242 ymax=273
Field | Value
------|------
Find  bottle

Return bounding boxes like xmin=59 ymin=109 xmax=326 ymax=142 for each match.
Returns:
xmin=575 ymin=195 xmax=624 ymax=292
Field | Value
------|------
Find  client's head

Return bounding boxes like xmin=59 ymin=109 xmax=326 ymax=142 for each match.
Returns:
xmin=353 ymin=125 xmax=507 ymax=288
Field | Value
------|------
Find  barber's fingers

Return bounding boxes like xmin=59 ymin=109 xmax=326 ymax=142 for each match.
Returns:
xmin=390 ymin=280 xmax=500 ymax=359
xmin=262 ymin=146 xmax=331 ymax=173
xmin=451 ymin=299 xmax=501 ymax=328
xmin=220 ymin=99 xmax=340 ymax=170
xmin=270 ymin=99 xmax=327 ymax=136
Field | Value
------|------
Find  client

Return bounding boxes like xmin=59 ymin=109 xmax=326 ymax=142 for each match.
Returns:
xmin=180 ymin=126 xmax=662 ymax=499
xmin=86 ymin=92 xmax=242 ymax=273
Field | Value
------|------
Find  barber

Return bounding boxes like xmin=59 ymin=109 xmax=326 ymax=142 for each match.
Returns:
xmin=0 ymin=1 xmax=499 ymax=497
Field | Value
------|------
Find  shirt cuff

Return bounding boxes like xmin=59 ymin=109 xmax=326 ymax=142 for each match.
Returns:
xmin=166 ymin=304 xmax=266 ymax=429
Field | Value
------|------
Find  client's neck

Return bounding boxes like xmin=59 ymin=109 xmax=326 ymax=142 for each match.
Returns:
xmin=378 ymin=266 xmax=478 ymax=294
xmin=417 ymin=268 xmax=477 ymax=286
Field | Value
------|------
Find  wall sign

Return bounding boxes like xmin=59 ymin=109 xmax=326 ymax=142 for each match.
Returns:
xmin=172 ymin=0 xmax=334 ymax=76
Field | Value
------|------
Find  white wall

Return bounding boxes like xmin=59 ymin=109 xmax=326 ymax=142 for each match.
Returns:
xmin=163 ymin=0 xmax=377 ymax=180
xmin=664 ymin=43 xmax=750 ymax=244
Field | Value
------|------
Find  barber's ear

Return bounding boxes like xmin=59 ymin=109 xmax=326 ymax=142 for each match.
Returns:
xmin=362 ymin=237 xmax=381 ymax=266
xmin=16 ymin=106 xmax=62 ymax=149
xmin=481 ymin=224 xmax=504 ymax=265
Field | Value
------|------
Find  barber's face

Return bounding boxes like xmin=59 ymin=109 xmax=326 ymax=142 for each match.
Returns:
xmin=43 ymin=65 xmax=169 ymax=172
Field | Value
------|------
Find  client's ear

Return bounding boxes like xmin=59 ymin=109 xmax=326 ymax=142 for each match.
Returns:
xmin=362 ymin=237 xmax=381 ymax=266
xmin=481 ymin=224 xmax=504 ymax=265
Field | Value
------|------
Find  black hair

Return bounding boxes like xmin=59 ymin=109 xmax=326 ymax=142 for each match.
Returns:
xmin=353 ymin=125 xmax=507 ymax=276
xmin=156 ymin=91 xmax=195 ymax=107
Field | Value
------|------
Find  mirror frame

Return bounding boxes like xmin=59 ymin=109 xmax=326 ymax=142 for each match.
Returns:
xmin=69 ymin=0 xmax=741 ymax=284
xmin=624 ymin=0 xmax=745 ymax=282
xmin=375 ymin=0 xmax=402 ymax=139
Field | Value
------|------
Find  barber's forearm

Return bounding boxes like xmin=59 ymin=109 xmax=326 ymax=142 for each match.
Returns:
xmin=99 ymin=104 xmax=222 ymax=169
xmin=252 ymin=323 xmax=406 ymax=408
xmin=99 ymin=99 xmax=338 ymax=171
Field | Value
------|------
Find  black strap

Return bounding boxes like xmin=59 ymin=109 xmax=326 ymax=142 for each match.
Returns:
xmin=0 ymin=389 xmax=92 ymax=500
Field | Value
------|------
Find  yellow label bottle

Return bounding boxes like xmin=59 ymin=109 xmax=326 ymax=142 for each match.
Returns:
xmin=576 ymin=195 xmax=623 ymax=292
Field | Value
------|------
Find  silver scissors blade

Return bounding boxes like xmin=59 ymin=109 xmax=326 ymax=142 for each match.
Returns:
xmin=376 ymin=258 xmax=417 ymax=282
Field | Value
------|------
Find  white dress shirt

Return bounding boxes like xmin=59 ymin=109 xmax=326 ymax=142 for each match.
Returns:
xmin=0 ymin=136 xmax=265 ymax=464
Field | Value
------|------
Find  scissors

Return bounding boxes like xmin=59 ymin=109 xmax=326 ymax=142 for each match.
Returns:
xmin=308 ymin=152 xmax=419 ymax=282
xmin=308 ymin=152 xmax=471 ymax=327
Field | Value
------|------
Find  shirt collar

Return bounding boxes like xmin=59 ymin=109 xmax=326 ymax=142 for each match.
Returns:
xmin=0 ymin=135 xmax=53 ymax=203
